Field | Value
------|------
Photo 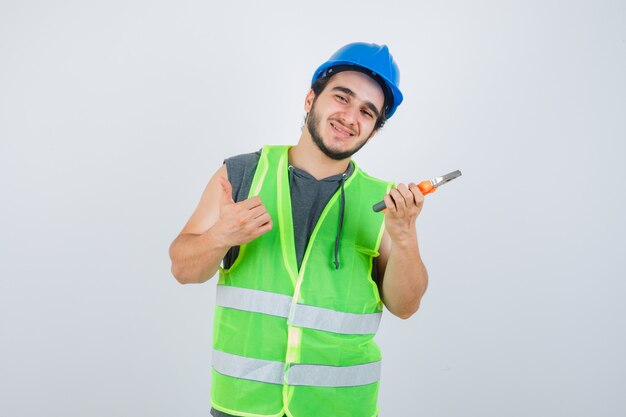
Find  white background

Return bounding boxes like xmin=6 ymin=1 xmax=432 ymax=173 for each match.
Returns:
xmin=1 ymin=1 xmax=625 ymax=416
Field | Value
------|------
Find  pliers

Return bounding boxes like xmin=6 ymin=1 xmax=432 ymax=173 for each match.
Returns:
xmin=372 ymin=170 xmax=462 ymax=212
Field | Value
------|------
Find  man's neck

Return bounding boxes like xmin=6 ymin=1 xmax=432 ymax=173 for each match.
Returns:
xmin=288 ymin=137 xmax=351 ymax=180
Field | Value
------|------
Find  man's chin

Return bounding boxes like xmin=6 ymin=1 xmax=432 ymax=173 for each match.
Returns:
xmin=319 ymin=143 xmax=360 ymax=161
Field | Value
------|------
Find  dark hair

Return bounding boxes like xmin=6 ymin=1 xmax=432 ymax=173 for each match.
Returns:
xmin=310 ymin=67 xmax=391 ymax=130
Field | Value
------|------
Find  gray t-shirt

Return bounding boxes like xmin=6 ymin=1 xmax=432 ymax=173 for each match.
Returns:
xmin=211 ymin=150 xmax=380 ymax=417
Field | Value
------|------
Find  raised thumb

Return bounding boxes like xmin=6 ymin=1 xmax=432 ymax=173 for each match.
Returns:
xmin=218 ymin=176 xmax=235 ymax=205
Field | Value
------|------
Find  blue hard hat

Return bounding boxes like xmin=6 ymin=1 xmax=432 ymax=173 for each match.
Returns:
xmin=311 ymin=42 xmax=404 ymax=118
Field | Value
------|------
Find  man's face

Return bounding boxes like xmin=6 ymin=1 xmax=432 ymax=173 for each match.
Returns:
xmin=306 ymin=71 xmax=385 ymax=161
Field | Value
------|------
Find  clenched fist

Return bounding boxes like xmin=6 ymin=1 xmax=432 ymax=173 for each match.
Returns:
xmin=382 ymin=182 xmax=424 ymax=243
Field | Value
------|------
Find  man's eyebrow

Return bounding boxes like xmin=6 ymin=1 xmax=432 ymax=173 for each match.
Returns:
xmin=331 ymin=86 xmax=381 ymax=118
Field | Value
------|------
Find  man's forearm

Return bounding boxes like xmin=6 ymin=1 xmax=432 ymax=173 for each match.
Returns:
xmin=169 ymin=228 xmax=230 ymax=284
xmin=381 ymin=235 xmax=428 ymax=319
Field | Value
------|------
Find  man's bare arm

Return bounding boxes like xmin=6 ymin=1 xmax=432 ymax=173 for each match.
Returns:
xmin=169 ymin=164 xmax=272 ymax=284
xmin=376 ymin=183 xmax=428 ymax=319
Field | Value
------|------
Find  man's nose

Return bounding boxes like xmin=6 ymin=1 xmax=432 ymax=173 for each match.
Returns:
xmin=340 ymin=103 xmax=359 ymax=126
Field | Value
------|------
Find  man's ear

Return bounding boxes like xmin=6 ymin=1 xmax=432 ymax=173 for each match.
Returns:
xmin=304 ymin=89 xmax=316 ymax=112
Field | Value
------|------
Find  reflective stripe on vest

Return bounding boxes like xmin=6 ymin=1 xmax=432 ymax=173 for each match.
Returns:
xmin=213 ymin=349 xmax=284 ymax=385
xmin=213 ymin=349 xmax=381 ymax=387
xmin=216 ymin=284 xmax=291 ymax=318
xmin=286 ymin=360 xmax=381 ymax=387
xmin=216 ymin=285 xmax=381 ymax=335
xmin=289 ymin=303 xmax=381 ymax=335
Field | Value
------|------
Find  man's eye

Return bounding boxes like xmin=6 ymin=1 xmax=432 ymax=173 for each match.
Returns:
xmin=335 ymin=95 xmax=347 ymax=102
xmin=362 ymin=110 xmax=373 ymax=118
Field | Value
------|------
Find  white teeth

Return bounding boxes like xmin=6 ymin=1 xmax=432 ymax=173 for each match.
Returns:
xmin=332 ymin=123 xmax=352 ymax=136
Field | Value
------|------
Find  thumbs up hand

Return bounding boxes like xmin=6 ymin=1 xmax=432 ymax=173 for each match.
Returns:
xmin=213 ymin=176 xmax=273 ymax=247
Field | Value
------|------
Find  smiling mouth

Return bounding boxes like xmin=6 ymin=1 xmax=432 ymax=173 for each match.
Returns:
xmin=330 ymin=121 xmax=356 ymax=138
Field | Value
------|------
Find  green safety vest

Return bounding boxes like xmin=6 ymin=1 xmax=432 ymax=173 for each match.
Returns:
xmin=211 ymin=145 xmax=393 ymax=417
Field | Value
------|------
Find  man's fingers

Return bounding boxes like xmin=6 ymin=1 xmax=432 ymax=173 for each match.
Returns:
xmin=396 ymin=183 xmax=414 ymax=204
xmin=408 ymin=182 xmax=424 ymax=205
xmin=389 ymin=188 xmax=406 ymax=215
xmin=239 ymin=196 xmax=263 ymax=210
xmin=383 ymin=194 xmax=396 ymax=213
xmin=255 ymin=220 xmax=273 ymax=236
xmin=218 ymin=176 xmax=235 ymax=205
xmin=246 ymin=205 xmax=271 ymax=228
xmin=254 ymin=212 xmax=272 ymax=227
xmin=245 ymin=215 xmax=272 ymax=240
xmin=384 ymin=182 xmax=426 ymax=219
xmin=247 ymin=204 xmax=269 ymax=220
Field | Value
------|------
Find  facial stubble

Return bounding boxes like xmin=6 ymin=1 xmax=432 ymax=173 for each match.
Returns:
xmin=306 ymin=100 xmax=374 ymax=161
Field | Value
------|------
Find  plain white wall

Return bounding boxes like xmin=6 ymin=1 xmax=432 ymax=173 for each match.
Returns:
xmin=1 ymin=0 xmax=624 ymax=416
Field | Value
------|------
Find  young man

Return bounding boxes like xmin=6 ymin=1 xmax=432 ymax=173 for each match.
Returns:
xmin=169 ymin=42 xmax=428 ymax=417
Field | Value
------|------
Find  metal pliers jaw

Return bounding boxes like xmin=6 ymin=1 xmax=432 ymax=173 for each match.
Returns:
xmin=431 ymin=170 xmax=462 ymax=188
